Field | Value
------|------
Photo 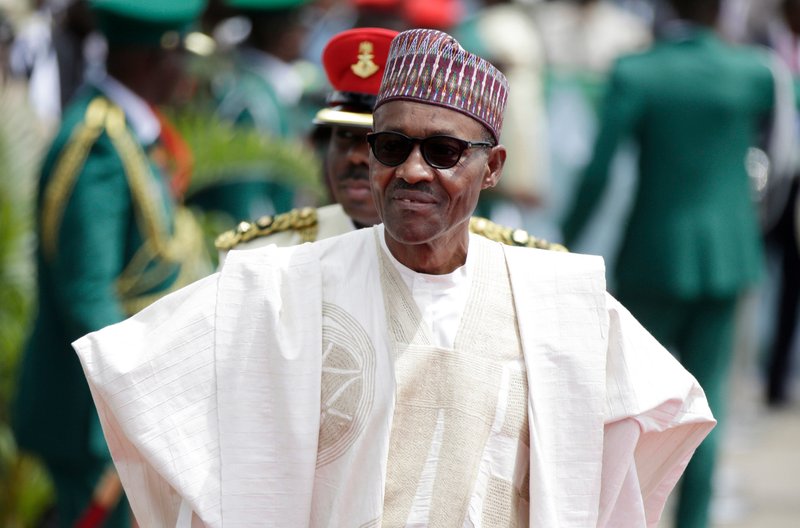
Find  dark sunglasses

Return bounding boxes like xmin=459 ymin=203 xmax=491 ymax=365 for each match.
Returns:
xmin=366 ymin=131 xmax=494 ymax=169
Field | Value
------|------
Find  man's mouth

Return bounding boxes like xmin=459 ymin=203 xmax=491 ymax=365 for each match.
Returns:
xmin=391 ymin=189 xmax=437 ymax=204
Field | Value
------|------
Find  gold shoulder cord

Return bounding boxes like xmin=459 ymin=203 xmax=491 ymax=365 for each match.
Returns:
xmin=41 ymin=97 xmax=110 ymax=260
xmin=469 ymin=217 xmax=568 ymax=252
xmin=215 ymin=207 xmax=319 ymax=250
xmin=41 ymin=95 xmax=203 ymax=313
xmin=104 ymin=105 xmax=179 ymax=261
xmin=104 ymin=104 xmax=205 ymax=306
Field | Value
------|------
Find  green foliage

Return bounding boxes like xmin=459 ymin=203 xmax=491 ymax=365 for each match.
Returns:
xmin=0 ymin=83 xmax=54 ymax=526
xmin=170 ymin=110 xmax=325 ymax=201
xmin=0 ymin=428 xmax=54 ymax=527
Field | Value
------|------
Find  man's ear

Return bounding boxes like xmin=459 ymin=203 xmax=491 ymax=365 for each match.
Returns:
xmin=481 ymin=144 xmax=506 ymax=190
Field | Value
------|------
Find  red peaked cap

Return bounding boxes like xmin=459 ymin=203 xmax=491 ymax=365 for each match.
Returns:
xmin=315 ymin=27 xmax=399 ymax=127
xmin=323 ymin=27 xmax=398 ymax=101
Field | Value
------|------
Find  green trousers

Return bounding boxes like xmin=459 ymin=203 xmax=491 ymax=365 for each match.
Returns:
xmin=617 ymin=290 xmax=738 ymax=528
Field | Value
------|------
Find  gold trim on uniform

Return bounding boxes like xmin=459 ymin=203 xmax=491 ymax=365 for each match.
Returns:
xmin=41 ymin=97 xmax=110 ymax=260
xmin=216 ymin=210 xmax=567 ymax=252
xmin=469 ymin=216 xmax=568 ymax=251
xmin=215 ymin=207 xmax=319 ymax=250
xmin=120 ymin=207 xmax=211 ymax=316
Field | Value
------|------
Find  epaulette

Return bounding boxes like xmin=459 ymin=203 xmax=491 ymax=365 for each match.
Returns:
xmin=41 ymin=97 xmax=111 ymax=260
xmin=215 ymin=207 xmax=319 ymax=251
xmin=469 ymin=216 xmax=568 ymax=252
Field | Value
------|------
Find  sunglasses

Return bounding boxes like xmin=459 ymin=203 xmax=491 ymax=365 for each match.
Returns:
xmin=366 ymin=131 xmax=494 ymax=170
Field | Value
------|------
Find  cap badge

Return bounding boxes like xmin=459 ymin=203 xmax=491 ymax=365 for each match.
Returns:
xmin=351 ymin=41 xmax=380 ymax=79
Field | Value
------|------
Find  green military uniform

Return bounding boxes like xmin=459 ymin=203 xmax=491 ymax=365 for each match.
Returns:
xmin=561 ymin=26 xmax=775 ymax=528
xmin=195 ymin=0 xmax=315 ymax=222
xmin=215 ymin=48 xmax=296 ymax=138
xmin=12 ymin=1 xmax=208 ymax=526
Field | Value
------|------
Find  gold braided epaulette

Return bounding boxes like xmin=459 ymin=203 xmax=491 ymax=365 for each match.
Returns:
xmin=215 ymin=207 xmax=319 ymax=251
xmin=469 ymin=216 xmax=568 ymax=252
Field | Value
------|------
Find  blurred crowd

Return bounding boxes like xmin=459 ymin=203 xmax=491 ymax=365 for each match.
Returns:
xmin=0 ymin=0 xmax=797 ymax=527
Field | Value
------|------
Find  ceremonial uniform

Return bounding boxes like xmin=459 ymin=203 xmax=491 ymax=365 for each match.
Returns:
xmin=215 ymin=46 xmax=298 ymax=138
xmin=11 ymin=1 xmax=209 ymax=525
xmin=197 ymin=0 xmax=314 ymax=222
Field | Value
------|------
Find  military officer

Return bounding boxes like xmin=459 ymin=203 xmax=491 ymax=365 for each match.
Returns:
xmin=191 ymin=0 xmax=314 ymax=224
xmin=11 ymin=0 xmax=210 ymax=526
xmin=214 ymin=0 xmax=312 ymax=138
xmin=561 ymin=0 xmax=781 ymax=526
xmin=216 ymin=26 xmax=564 ymax=259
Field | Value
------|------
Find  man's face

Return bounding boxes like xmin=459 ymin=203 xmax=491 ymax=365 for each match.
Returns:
xmin=151 ymin=48 xmax=187 ymax=105
xmin=325 ymin=124 xmax=380 ymax=227
xmin=370 ymin=100 xmax=504 ymax=246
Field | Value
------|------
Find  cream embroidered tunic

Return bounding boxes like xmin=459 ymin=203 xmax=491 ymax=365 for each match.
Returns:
xmin=377 ymin=228 xmax=529 ymax=526
xmin=74 ymin=226 xmax=715 ymax=527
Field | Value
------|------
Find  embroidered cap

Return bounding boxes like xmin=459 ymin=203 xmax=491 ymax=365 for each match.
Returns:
xmin=314 ymin=27 xmax=399 ymax=128
xmin=375 ymin=28 xmax=508 ymax=142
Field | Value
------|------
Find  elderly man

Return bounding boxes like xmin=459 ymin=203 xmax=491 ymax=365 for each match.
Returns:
xmin=74 ymin=29 xmax=714 ymax=527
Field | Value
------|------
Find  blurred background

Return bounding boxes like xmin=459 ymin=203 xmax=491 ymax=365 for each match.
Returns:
xmin=0 ymin=0 xmax=797 ymax=526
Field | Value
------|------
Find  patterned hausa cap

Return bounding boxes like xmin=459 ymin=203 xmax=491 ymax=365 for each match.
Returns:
xmin=375 ymin=28 xmax=509 ymax=142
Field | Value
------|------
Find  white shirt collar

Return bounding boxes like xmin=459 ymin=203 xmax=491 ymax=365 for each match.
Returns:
xmin=377 ymin=224 xmax=473 ymax=349
xmin=94 ymin=74 xmax=161 ymax=145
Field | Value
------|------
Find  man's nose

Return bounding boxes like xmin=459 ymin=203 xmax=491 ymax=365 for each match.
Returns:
xmin=395 ymin=145 xmax=434 ymax=184
xmin=349 ymin=139 xmax=370 ymax=164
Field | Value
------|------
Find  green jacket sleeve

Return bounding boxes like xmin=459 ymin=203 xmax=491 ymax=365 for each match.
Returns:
xmin=47 ymin=135 xmax=132 ymax=343
xmin=561 ymin=60 xmax=644 ymax=246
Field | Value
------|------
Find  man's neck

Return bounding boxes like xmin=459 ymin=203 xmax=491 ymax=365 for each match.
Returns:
xmin=384 ymin=229 xmax=469 ymax=275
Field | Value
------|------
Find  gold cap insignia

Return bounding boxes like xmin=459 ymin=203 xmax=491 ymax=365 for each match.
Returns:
xmin=351 ymin=41 xmax=380 ymax=79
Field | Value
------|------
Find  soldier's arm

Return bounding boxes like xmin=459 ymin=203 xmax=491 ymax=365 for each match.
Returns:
xmin=44 ymin=136 xmax=131 ymax=342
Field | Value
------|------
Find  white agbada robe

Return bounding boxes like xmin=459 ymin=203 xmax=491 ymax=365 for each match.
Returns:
xmin=73 ymin=226 xmax=714 ymax=527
